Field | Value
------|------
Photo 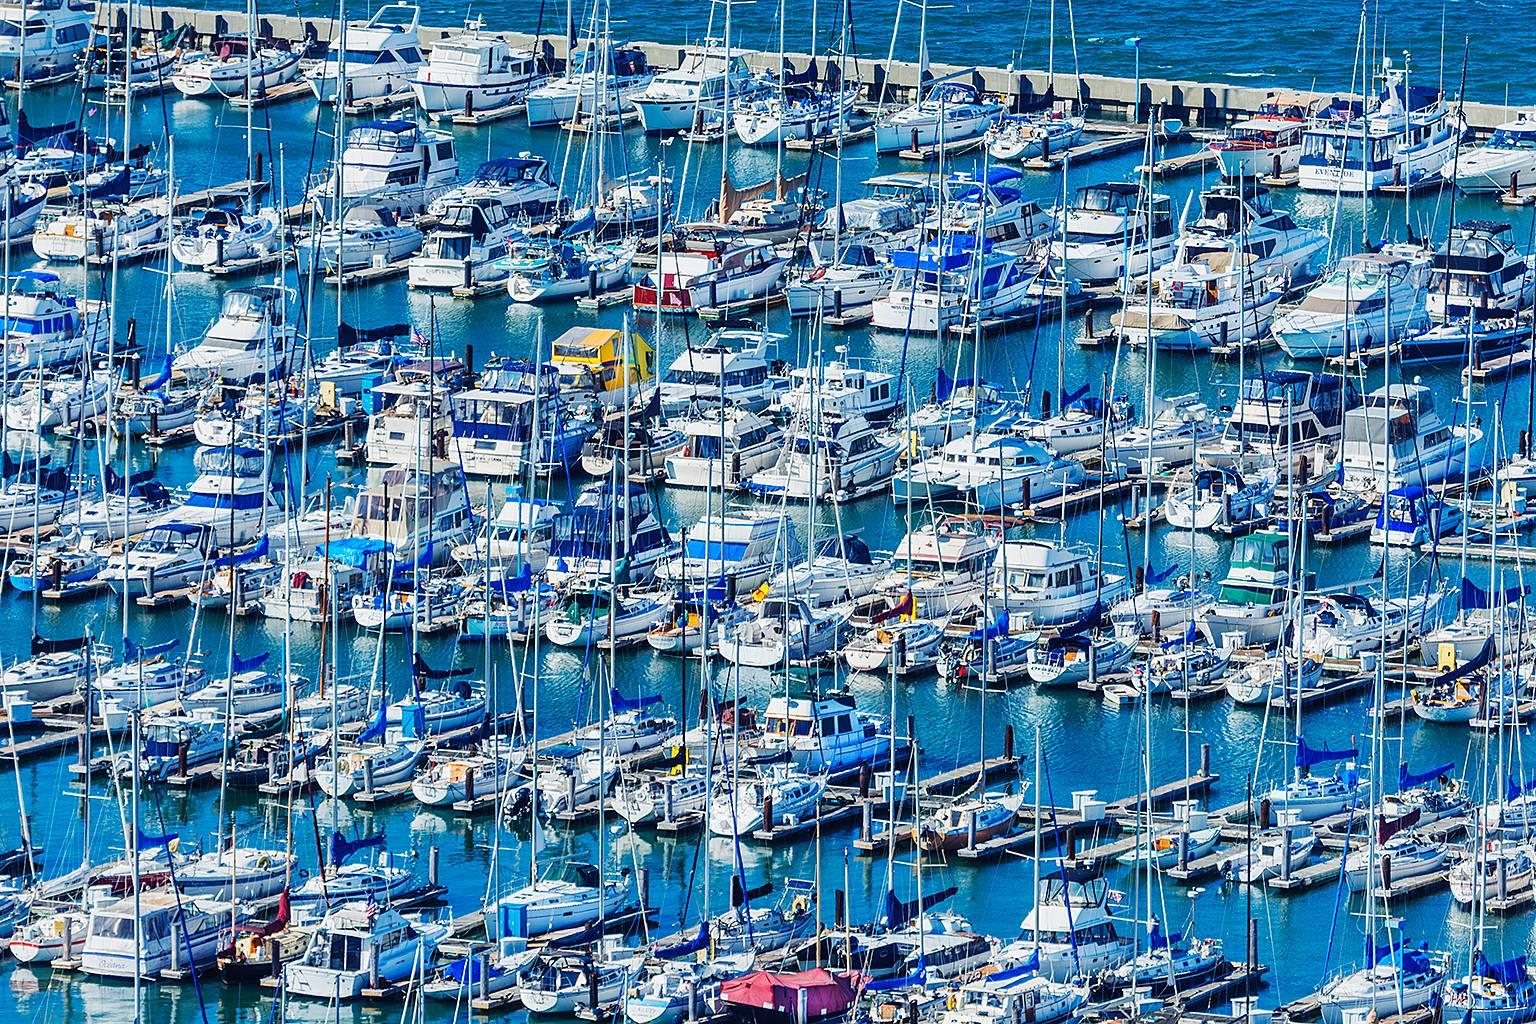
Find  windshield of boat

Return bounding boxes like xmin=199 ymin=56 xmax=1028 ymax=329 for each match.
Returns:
xmin=220 ymin=290 xmax=278 ymax=322
xmin=1490 ymin=128 xmax=1536 ymax=150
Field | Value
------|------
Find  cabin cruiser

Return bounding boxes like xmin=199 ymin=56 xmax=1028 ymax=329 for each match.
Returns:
xmin=871 ymin=235 xmax=1041 ymax=334
xmin=918 ymin=170 xmax=1057 ymax=249
xmin=547 ymin=326 xmax=654 ymax=410
xmin=893 ymin=432 xmax=1084 ymax=510
xmin=448 ymin=361 xmax=592 ymax=478
xmin=408 ymin=196 xmax=521 ymax=289
xmin=998 ymin=873 xmax=1132 ymax=982
xmin=526 ymin=43 xmax=652 ymax=127
xmin=1273 ymin=250 xmax=1430 ymax=360
xmin=1200 ymin=369 xmax=1361 ymax=483
xmin=879 ymin=519 xmax=998 ymax=618
xmin=1173 ymin=182 xmax=1328 ymax=284
xmin=345 ymin=460 xmax=475 ymax=566
xmin=546 ymin=481 xmax=672 ymax=587
xmin=286 ymin=903 xmax=449 ymax=1001
xmin=785 ymin=243 xmax=893 ymax=318
xmin=1108 ymin=393 xmax=1222 ymax=474
xmin=451 ymin=490 xmax=559 ymax=579
xmin=0 ymin=0 xmax=92 ymax=82
xmin=295 ymin=206 xmax=423 ymax=273
xmin=427 ymin=155 xmax=562 ymax=223
xmin=0 ymin=271 xmax=109 ymax=371
xmin=173 ymin=285 xmax=296 ymax=385
xmin=657 ymin=326 xmax=783 ymax=415
xmin=170 ymin=38 xmax=302 ymax=98
xmin=1198 ymin=530 xmax=1292 ymax=648
xmin=1298 ymin=59 xmax=1463 ymax=193
xmin=307 ymin=3 xmax=424 ymax=104
xmin=986 ymin=540 xmax=1130 ymax=627
xmin=363 ymin=372 xmax=457 ymax=466
xmin=104 ymin=522 xmax=220 ymax=598
xmin=412 ymin=19 xmax=543 ymax=114
xmin=484 ymin=861 xmax=636 ymax=941
xmin=1444 ymin=114 xmax=1536 ymax=194
xmin=874 ymin=80 xmax=1001 ymax=153
xmin=746 ymin=413 xmax=902 ymax=503
xmin=1423 ymin=220 xmax=1536 ymax=322
xmin=776 ymin=358 xmax=900 ymax=423
xmin=80 ymin=889 xmax=234 ymax=979
xmin=632 ymin=43 xmax=766 ymax=133
xmin=1371 ymin=487 xmax=1463 ymax=548
xmin=313 ymin=119 xmax=460 ymax=217
xmin=1113 ymin=254 xmax=1286 ymax=352
xmin=1208 ymin=94 xmax=1314 ymax=178
xmin=1340 ymin=383 xmax=1486 ymax=491
xmin=717 ymin=596 xmax=851 ymax=668
xmin=986 ymin=108 xmax=1085 ymax=162
xmin=1050 ymin=182 xmax=1176 ymax=285
xmin=150 ymin=445 xmax=279 ymax=548
xmin=664 ymin=408 xmax=784 ymax=489
xmin=655 ymin=508 xmax=800 ymax=597
xmin=32 ymin=200 xmax=168 ymax=263
xmin=633 ymin=235 xmax=788 ymax=314
xmin=735 ymin=81 xmax=860 ymax=146
xmin=764 ymin=533 xmax=888 ymax=609
xmin=750 ymin=695 xmax=890 ymax=776
xmin=170 ymin=206 xmax=286 ymax=271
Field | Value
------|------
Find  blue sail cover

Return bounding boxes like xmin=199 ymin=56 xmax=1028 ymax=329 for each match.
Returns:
xmin=230 ymin=651 xmax=269 ymax=674
xmin=125 ymin=636 xmax=179 ymax=661
xmin=934 ymin=368 xmax=978 ymax=403
xmin=1505 ymin=773 xmax=1536 ymax=804
xmin=988 ymin=950 xmax=1039 ymax=982
xmin=1060 ymin=382 xmax=1093 ymax=410
xmin=1145 ymin=563 xmax=1180 ymax=586
xmin=143 ymin=353 xmax=174 ymax=391
xmin=1398 ymin=761 xmax=1455 ymax=790
xmin=1476 ymin=953 xmax=1528 ymax=986
xmin=611 ymin=687 xmax=663 ymax=713
xmin=967 ymin=610 xmax=1009 ymax=641
xmin=323 ymin=536 xmax=392 ymax=567
xmin=1058 ymin=602 xmax=1104 ymax=638
xmin=1147 ymin=920 xmax=1183 ymax=950
xmin=214 ymin=535 xmax=269 ymax=568
xmin=138 ymin=827 xmax=178 ymax=849
xmin=1366 ymin=933 xmax=1403 ymax=967
xmin=1296 ymin=735 xmax=1358 ymax=769
xmin=883 ymin=885 xmax=957 ymax=929
xmin=865 ymin=962 xmax=927 ymax=991
xmin=1460 ymin=577 xmax=1528 ymax=610
xmin=357 ymin=695 xmax=388 ymax=743
xmin=657 ymin=921 xmax=710 ymax=960
xmin=329 ymin=830 xmax=385 ymax=865
xmin=1432 ymin=637 xmax=1494 ymax=687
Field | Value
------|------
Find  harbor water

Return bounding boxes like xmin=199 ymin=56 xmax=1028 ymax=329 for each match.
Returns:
xmin=2 ymin=5 xmax=1535 ymax=1023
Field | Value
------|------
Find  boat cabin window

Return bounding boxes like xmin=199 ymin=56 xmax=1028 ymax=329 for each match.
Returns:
xmin=89 ymin=915 xmax=137 ymax=940
xmin=328 ymin=934 xmax=365 ymax=972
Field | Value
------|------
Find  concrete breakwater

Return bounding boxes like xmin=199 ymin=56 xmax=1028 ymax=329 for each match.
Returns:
xmin=104 ymin=5 xmax=1522 ymax=133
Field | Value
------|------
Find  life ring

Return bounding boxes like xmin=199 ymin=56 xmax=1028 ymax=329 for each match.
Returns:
xmin=807 ymin=266 xmax=826 ymax=281
xmin=256 ymin=853 xmax=271 ymax=869
xmin=791 ymin=895 xmax=811 ymax=915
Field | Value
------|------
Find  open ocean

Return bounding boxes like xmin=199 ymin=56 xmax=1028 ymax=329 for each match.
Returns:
xmin=174 ymin=0 xmax=1536 ymax=103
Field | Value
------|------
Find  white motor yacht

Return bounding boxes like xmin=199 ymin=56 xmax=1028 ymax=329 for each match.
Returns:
xmin=307 ymin=3 xmax=424 ymax=104
xmin=412 ymin=19 xmax=544 ymax=114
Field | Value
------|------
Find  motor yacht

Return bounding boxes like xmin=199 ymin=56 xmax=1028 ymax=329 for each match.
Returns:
xmin=307 ymin=3 xmax=424 ymax=104
xmin=412 ymin=19 xmax=544 ymax=114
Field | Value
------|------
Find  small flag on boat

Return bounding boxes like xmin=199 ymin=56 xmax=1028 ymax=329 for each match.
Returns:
xmin=1107 ymin=888 xmax=1126 ymax=906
